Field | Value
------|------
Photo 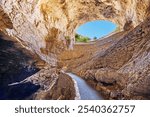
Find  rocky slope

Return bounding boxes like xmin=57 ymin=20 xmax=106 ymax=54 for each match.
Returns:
xmin=0 ymin=0 xmax=150 ymax=99
xmin=61 ymin=17 xmax=150 ymax=99
xmin=23 ymin=66 xmax=76 ymax=100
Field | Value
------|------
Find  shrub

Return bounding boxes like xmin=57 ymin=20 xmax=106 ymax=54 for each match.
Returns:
xmin=75 ymin=34 xmax=90 ymax=43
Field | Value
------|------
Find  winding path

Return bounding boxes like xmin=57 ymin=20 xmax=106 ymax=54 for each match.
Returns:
xmin=67 ymin=73 xmax=104 ymax=100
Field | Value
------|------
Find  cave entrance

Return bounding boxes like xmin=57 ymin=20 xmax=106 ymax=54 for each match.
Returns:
xmin=75 ymin=20 xmax=117 ymax=43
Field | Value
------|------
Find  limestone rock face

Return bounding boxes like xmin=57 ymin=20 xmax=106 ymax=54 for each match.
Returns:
xmin=24 ymin=67 xmax=76 ymax=100
xmin=0 ymin=0 xmax=150 ymax=99
xmin=67 ymin=17 xmax=150 ymax=99
xmin=0 ymin=0 xmax=150 ymax=66
xmin=95 ymin=69 xmax=118 ymax=84
xmin=0 ymin=6 xmax=13 ymax=29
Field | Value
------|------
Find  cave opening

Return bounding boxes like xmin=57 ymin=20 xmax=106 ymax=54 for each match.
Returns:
xmin=75 ymin=20 xmax=117 ymax=43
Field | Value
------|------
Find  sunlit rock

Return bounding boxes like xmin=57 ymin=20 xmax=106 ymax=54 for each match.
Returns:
xmin=0 ymin=0 xmax=150 ymax=99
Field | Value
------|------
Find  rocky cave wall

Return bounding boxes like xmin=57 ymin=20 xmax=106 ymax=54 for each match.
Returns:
xmin=0 ymin=0 xmax=150 ymax=66
xmin=73 ymin=17 xmax=150 ymax=99
xmin=0 ymin=0 xmax=150 ymax=99
xmin=0 ymin=32 xmax=76 ymax=100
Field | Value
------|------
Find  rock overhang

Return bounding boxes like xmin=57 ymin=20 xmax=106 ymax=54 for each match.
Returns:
xmin=0 ymin=0 xmax=149 ymax=65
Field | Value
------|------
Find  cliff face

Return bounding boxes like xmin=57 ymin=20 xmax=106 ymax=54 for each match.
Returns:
xmin=69 ymin=17 xmax=150 ymax=99
xmin=0 ymin=0 xmax=149 ymax=66
xmin=0 ymin=0 xmax=150 ymax=99
xmin=60 ymin=16 xmax=150 ymax=99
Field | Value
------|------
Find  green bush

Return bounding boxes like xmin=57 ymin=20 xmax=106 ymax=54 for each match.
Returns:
xmin=75 ymin=34 xmax=90 ymax=43
xmin=93 ymin=37 xmax=97 ymax=40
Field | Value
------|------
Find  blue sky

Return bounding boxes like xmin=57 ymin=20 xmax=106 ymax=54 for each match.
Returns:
xmin=76 ymin=20 xmax=117 ymax=39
